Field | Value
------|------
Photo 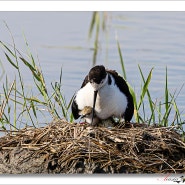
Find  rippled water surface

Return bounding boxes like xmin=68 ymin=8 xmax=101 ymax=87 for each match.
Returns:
xmin=0 ymin=12 xmax=185 ymax=124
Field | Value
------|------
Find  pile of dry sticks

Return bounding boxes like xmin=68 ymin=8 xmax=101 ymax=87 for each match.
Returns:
xmin=0 ymin=120 xmax=185 ymax=174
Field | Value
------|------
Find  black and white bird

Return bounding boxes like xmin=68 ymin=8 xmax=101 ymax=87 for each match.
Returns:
xmin=71 ymin=65 xmax=134 ymax=125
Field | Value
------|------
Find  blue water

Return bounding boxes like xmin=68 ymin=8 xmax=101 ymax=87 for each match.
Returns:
xmin=0 ymin=12 xmax=185 ymax=127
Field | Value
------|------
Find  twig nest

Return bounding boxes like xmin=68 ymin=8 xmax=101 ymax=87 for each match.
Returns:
xmin=0 ymin=120 xmax=185 ymax=174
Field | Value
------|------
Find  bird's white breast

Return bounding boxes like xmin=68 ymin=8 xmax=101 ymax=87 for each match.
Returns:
xmin=75 ymin=76 xmax=128 ymax=120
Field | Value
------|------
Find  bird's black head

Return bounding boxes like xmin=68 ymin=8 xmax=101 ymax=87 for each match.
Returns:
xmin=88 ymin=65 xmax=107 ymax=91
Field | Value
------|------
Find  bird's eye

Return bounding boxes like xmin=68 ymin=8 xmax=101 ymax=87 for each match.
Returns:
xmin=101 ymin=80 xmax=104 ymax=84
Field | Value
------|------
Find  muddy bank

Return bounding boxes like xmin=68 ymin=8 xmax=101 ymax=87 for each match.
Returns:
xmin=0 ymin=120 xmax=185 ymax=174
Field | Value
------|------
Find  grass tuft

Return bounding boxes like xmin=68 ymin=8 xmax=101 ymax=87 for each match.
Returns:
xmin=117 ymin=38 xmax=184 ymax=132
xmin=0 ymin=34 xmax=74 ymax=130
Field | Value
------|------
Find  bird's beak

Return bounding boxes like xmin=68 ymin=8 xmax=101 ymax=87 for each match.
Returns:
xmin=91 ymin=90 xmax=98 ymax=124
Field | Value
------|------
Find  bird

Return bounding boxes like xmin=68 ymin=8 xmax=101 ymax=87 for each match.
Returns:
xmin=71 ymin=65 xmax=134 ymax=125
xmin=78 ymin=106 xmax=114 ymax=127
xmin=79 ymin=106 xmax=100 ymax=125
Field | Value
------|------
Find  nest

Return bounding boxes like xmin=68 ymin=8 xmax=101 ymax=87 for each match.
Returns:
xmin=0 ymin=120 xmax=185 ymax=174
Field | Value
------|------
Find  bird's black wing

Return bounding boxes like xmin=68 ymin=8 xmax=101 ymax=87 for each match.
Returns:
xmin=80 ymin=75 xmax=89 ymax=88
xmin=72 ymin=74 xmax=89 ymax=120
xmin=71 ymin=97 xmax=80 ymax=119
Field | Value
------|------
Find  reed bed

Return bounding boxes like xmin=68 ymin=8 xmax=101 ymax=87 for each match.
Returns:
xmin=0 ymin=120 xmax=185 ymax=174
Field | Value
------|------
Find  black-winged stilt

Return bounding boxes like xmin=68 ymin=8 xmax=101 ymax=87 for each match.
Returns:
xmin=72 ymin=65 xmax=134 ymax=125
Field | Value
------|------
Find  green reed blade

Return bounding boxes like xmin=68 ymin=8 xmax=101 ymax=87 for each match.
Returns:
xmin=117 ymin=40 xmax=127 ymax=80
xmin=4 ymin=52 xmax=18 ymax=69
xmin=67 ymin=94 xmax=76 ymax=111
xmin=13 ymin=78 xmax=16 ymax=128
xmin=138 ymin=66 xmax=153 ymax=111
xmin=0 ymin=41 xmax=16 ymax=57
xmin=88 ymin=12 xmax=97 ymax=39
xmin=30 ymin=100 xmax=37 ymax=118
xmin=165 ymin=66 xmax=169 ymax=117
xmin=19 ymin=57 xmax=41 ymax=82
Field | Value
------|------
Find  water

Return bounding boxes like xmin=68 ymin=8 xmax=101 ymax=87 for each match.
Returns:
xmin=0 ymin=12 xmax=185 ymax=126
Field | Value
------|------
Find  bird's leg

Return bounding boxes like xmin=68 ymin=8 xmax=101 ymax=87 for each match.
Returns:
xmin=91 ymin=90 xmax=98 ymax=125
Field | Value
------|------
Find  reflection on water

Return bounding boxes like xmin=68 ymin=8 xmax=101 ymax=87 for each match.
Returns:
xmin=0 ymin=12 xmax=185 ymax=125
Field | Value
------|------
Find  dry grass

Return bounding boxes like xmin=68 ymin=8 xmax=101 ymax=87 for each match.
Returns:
xmin=0 ymin=120 xmax=185 ymax=174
